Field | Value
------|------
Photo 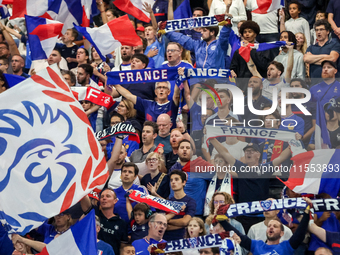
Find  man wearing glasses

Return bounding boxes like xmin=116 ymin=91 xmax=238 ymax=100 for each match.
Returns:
xmin=304 ymin=19 xmax=340 ymax=84
xmin=209 ymin=140 xmax=292 ymax=233
xmin=132 ymin=213 xmax=167 ymax=255
xmin=114 ymin=81 xmax=180 ymax=127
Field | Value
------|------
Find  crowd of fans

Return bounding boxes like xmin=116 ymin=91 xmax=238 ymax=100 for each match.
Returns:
xmin=1 ymin=0 xmax=340 ymax=255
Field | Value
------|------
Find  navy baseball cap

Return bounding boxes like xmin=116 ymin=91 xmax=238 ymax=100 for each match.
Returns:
xmin=243 ymin=143 xmax=260 ymax=152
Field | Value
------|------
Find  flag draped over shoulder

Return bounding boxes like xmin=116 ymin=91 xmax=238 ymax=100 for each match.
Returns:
xmin=25 ymin=15 xmax=63 ymax=61
xmin=74 ymin=15 xmax=142 ymax=61
xmin=0 ymin=65 xmax=108 ymax=234
xmin=38 ymin=210 xmax=97 ymax=255
xmin=282 ymin=149 xmax=340 ymax=197
xmin=113 ymin=0 xmax=155 ymax=23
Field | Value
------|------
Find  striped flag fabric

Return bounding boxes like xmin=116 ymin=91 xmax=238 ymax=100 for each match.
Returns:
xmin=281 ymin=149 xmax=340 ymax=197
xmin=74 ymin=15 xmax=142 ymax=61
xmin=25 ymin=15 xmax=63 ymax=61
xmin=238 ymin=41 xmax=287 ymax=62
xmin=173 ymin=0 xmax=192 ymax=19
xmin=38 ymin=210 xmax=97 ymax=255
xmin=247 ymin=0 xmax=285 ymax=14
xmin=71 ymin=86 xmax=117 ymax=109
xmin=0 ymin=2 xmax=10 ymax=19
xmin=113 ymin=0 xmax=155 ymax=23
xmin=0 ymin=65 xmax=108 ymax=234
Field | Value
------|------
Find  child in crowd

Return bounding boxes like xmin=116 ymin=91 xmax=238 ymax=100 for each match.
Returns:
xmin=127 ymin=202 xmax=152 ymax=242
xmin=56 ymin=28 xmax=79 ymax=70
xmin=281 ymin=1 xmax=310 ymax=47
xmin=183 ymin=217 xmax=206 ymax=255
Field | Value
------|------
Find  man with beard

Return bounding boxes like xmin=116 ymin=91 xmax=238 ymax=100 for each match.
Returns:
xmin=169 ymin=139 xmax=212 ymax=216
xmin=310 ymin=60 xmax=340 ymax=107
xmin=166 ymin=24 xmax=230 ymax=69
xmin=290 ymin=78 xmax=316 ymax=146
xmin=111 ymin=46 xmax=133 ymax=71
xmin=11 ymin=54 xmax=29 ymax=78
xmin=130 ymin=121 xmax=158 ymax=163
xmin=132 ymin=213 xmax=167 ymax=255
xmin=76 ymin=63 xmax=100 ymax=89
xmin=243 ymin=76 xmax=272 ymax=125
xmin=217 ymin=199 xmax=311 ymax=255
xmin=163 ymin=170 xmax=196 ymax=241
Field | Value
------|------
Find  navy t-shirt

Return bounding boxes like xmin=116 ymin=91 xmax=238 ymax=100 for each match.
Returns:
xmin=141 ymin=172 xmax=170 ymax=199
xmin=55 ymin=43 xmax=78 ymax=70
xmin=326 ymin=230 xmax=340 ymax=255
xmin=131 ymin=221 xmax=149 ymax=243
xmin=0 ymin=224 xmax=14 ymax=255
xmin=163 ymin=195 xmax=196 ymax=241
xmin=233 ymin=160 xmax=273 ymax=203
xmin=152 ymin=0 xmax=168 ymax=23
xmin=326 ymin=0 xmax=340 ymax=39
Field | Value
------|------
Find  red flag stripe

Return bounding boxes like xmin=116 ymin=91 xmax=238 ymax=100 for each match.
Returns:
xmin=113 ymin=0 xmax=150 ymax=23
xmin=30 ymin=23 xmax=64 ymax=41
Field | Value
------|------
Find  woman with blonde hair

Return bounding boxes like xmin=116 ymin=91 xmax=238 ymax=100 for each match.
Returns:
xmin=205 ymin=191 xmax=245 ymax=235
xmin=141 ymin=152 xmax=170 ymax=199
xmin=116 ymin=98 xmax=142 ymax=134
xmin=295 ymin=32 xmax=309 ymax=78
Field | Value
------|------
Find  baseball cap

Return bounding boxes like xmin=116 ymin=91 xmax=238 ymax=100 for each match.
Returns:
xmin=243 ymin=143 xmax=260 ymax=152
xmin=136 ymin=27 xmax=145 ymax=32
xmin=321 ymin=60 xmax=337 ymax=69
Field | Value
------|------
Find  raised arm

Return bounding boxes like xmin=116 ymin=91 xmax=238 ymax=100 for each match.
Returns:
xmin=143 ymin=2 xmax=158 ymax=31
xmin=107 ymin=137 xmax=123 ymax=176
xmin=12 ymin=234 xmax=46 ymax=252
xmin=309 ymin=223 xmax=326 ymax=243
xmin=114 ymin=85 xmax=137 ymax=104
xmin=210 ymin=138 xmax=237 ymax=170
xmin=173 ymin=80 xmax=180 ymax=106
xmin=285 ymin=43 xmax=294 ymax=83
xmin=96 ymin=0 xmax=108 ymax=24
xmin=272 ymin=146 xmax=291 ymax=167
xmin=289 ymin=201 xmax=310 ymax=249
xmin=0 ymin=23 xmax=20 ymax=56
xmin=279 ymin=8 xmax=286 ymax=33
xmin=167 ymin=0 xmax=174 ymax=20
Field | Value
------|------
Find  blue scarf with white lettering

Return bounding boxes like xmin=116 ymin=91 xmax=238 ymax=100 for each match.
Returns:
xmin=106 ymin=67 xmax=230 ymax=86
xmin=216 ymin=198 xmax=340 ymax=218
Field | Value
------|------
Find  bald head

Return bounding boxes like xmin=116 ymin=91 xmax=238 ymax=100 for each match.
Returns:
xmin=157 ymin=114 xmax=172 ymax=137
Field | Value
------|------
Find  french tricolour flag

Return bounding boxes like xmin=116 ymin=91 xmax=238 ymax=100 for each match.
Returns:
xmin=0 ymin=1 xmax=10 ymax=19
xmin=113 ymin=0 xmax=155 ymax=23
xmin=25 ymin=15 xmax=63 ymax=61
xmin=238 ymin=41 xmax=287 ymax=62
xmin=282 ymin=149 xmax=340 ymax=197
xmin=250 ymin=0 xmax=285 ymax=14
xmin=74 ymin=15 xmax=142 ymax=61
xmin=11 ymin=0 xmax=61 ymax=20
xmin=38 ymin=210 xmax=97 ymax=255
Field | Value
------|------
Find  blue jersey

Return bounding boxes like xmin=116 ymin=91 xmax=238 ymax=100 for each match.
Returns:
xmin=279 ymin=113 xmax=305 ymax=136
xmin=97 ymin=240 xmax=115 ymax=255
xmin=114 ymin=184 xmax=148 ymax=223
xmin=160 ymin=61 xmax=193 ymax=102
xmin=106 ymin=136 xmax=139 ymax=159
xmin=145 ymin=38 xmax=166 ymax=68
xmin=310 ymin=80 xmax=340 ymax=107
xmin=133 ymin=238 xmax=166 ymax=255
xmin=135 ymin=97 xmax=178 ymax=127
xmin=251 ymin=239 xmax=294 ymax=255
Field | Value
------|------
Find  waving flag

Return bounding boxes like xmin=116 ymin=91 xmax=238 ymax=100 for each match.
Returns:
xmin=238 ymin=41 xmax=287 ymax=62
xmin=12 ymin=0 xmax=96 ymax=33
xmin=25 ymin=15 xmax=63 ymax=61
xmin=74 ymin=15 xmax=142 ymax=61
xmin=38 ymin=210 xmax=97 ymax=255
xmin=248 ymin=0 xmax=285 ymax=14
xmin=315 ymin=101 xmax=331 ymax=149
xmin=0 ymin=3 xmax=10 ymax=19
xmin=4 ymin=73 xmax=25 ymax=87
xmin=0 ymin=65 xmax=108 ymax=234
xmin=281 ymin=149 xmax=340 ymax=197
xmin=173 ymin=0 xmax=192 ymax=19
xmin=71 ymin=86 xmax=116 ymax=109
xmin=113 ymin=0 xmax=155 ymax=23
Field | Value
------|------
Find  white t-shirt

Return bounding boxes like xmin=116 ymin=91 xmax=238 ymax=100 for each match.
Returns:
xmin=247 ymin=221 xmax=293 ymax=243
xmin=209 ymin=0 xmax=247 ymax=33
xmin=111 ymin=63 xmax=131 ymax=72
xmin=203 ymin=140 xmax=247 ymax=160
xmin=107 ymin=170 xmax=140 ymax=190
xmin=246 ymin=0 xmax=278 ymax=34
xmin=285 ymin=17 xmax=311 ymax=47
xmin=262 ymin=77 xmax=288 ymax=101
